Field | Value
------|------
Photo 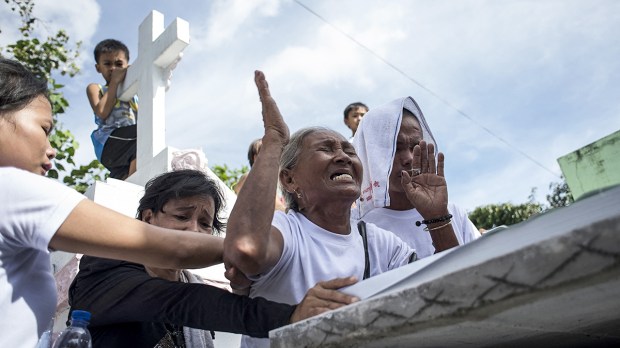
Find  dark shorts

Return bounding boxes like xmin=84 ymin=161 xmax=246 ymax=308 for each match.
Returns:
xmin=101 ymin=125 xmax=137 ymax=179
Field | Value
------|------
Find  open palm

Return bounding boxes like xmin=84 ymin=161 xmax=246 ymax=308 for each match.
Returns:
xmin=401 ymin=141 xmax=449 ymax=218
xmin=255 ymin=70 xmax=289 ymax=148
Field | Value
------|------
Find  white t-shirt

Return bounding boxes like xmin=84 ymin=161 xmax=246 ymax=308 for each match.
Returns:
xmin=0 ymin=167 xmax=85 ymax=347
xmin=360 ymin=203 xmax=481 ymax=259
xmin=241 ymin=210 xmax=414 ymax=348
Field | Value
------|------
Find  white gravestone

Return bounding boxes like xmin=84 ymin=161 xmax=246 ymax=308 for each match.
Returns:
xmin=270 ymin=185 xmax=620 ymax=347
xmin=51 ymin=12 xmax=237 ymax=343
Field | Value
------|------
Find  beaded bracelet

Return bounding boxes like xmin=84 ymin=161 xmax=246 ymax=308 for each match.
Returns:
xmin=423 ymin=220 xmax=452 ymax=232
xmin=415 ymin=213 xmax=453 ymax=226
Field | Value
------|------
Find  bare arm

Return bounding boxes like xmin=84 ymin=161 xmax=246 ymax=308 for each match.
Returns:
xmin=49 ymin=199 xmax=223 ymax=269
xmin=86 ymin=68 xmax=126 ymax=120
xmin=224 ymin=265 xmax=251 ymax=295
xmin=224 ymin=70 xmax=289 ymax=276
xmin=401 ymin=141 xmax=459 ymax=252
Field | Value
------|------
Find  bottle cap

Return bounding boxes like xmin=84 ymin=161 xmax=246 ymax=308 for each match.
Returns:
xmin=71 ymin=310 xmax=91 ymax=322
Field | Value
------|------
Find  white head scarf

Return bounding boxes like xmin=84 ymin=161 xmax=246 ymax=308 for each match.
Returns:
xmin=352 ymin=96 xmax=437 ymax=219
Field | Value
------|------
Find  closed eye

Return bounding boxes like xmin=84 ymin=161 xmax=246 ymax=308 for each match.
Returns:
xmin=43 ymin=124 xmax=54 ymax=136
xmin=342 ymin=144 xmax=357 ymax=156
xmin=174 ymin=214 xmax=189 ymax=221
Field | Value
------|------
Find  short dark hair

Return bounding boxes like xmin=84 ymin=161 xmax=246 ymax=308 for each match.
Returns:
xmin=137 ymin=170 xmax=226 ymax=233
xmin=0 ymin=58 xmax=49 ymax=119
xmin=94 ymin=39 xmax=130 ymax=63
xmin=343 ymin=102 xmax=368 ymax=120
xmin=247 ymin=138 xmax=262 ymax=167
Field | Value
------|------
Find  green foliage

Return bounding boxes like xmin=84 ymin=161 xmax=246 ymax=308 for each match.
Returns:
xmin=1 ymin=0 xmax=108 ymax=190
xmin=63 ymin=160 xmax=108 ymax=194
xmin=469 ymin=178 xmax=575 ymax=231
xmin=469 ymin=201 xmax=543 ymax=230
xmin=212 ymin=164 xmax=248 ymax=190
xmin=46 ymin=127 xmax=77 ymax=178
xmin=546 ymin=176 xmax=574 ymax=209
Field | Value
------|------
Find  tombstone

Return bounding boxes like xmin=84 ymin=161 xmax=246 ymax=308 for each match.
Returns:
xmin=558 ymin=129 xmax=620 ymax=200
xmin=51 ymin=11 xmax=237 ymax=345
xmin=269 ymin=130 xmax=620 ymax=347
xmin=269 ymin=185 xmax=620 ymax=346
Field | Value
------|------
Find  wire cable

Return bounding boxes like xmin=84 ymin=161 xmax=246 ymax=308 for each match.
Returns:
xmin=293 ymin=0 xmax=560 ymax=178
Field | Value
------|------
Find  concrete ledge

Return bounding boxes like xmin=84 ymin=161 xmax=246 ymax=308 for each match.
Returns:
xmin=270 ymin=186 xmax=620 ymax=347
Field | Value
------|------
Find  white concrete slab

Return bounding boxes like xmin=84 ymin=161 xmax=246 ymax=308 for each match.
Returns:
xmin=270 ymin=185 xmax=620 ymax=347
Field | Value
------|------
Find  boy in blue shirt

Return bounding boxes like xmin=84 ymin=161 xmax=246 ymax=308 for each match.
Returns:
xmin=87 ymin=39 xmax=138 ymax=179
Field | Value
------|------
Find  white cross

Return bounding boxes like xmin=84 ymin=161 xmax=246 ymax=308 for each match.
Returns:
xmin=53 ymin=11 xmax=239 ymax=335
xmin=117 ymin=10 xmax=189 ymax=180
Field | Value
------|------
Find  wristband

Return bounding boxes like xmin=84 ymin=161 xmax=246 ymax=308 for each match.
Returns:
xmin=415 ymin=213 xmax=453 ymax=226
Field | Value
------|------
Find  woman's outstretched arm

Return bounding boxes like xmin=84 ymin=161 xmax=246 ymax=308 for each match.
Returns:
xmin=224 ymin=71 xmax=289 ymax=277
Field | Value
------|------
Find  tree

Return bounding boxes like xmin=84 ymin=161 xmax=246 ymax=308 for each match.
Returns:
xmin=1 ymin=0 xmax=107 ymax=193
xmin=546 ymin=176 xmax=574 ymax=209
xmin=469 ymin=178 xmax=575 ymax=231
xmin=468 ymin=201 xmax=543 ymax=230
xmin=212 ymin=164 xmax=248 ymax=190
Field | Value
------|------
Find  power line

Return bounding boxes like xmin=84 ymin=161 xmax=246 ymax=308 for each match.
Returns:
xmin=293 ymin=0 xmax=560 ymax=178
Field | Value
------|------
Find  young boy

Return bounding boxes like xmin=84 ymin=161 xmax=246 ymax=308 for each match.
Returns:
xmin=88 ymin=39 xmax=139 ymax=179
xmin=343 ymin=101 xmax=368 ymax=141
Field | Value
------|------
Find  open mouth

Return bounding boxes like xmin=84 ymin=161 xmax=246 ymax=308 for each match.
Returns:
xmin=331 ymin=173 xmax=353 ymax=181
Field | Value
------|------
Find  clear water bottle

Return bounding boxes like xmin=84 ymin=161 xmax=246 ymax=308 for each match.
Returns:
xmin=35 ymin=316 xmax=54 ymax=348
xmin=52 ymin=310 xmax=92 ymax=348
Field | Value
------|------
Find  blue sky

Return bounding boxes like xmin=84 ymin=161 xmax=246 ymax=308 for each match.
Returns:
xmin=2 ymin=0 xmax=619 ymax=212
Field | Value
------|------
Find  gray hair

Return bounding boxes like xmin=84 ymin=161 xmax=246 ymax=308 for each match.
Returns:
xmin=280 ymin=126 xmax=343 ymax=212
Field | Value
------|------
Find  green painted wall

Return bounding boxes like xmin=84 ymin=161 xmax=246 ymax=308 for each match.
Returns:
xmin=558 ymin=130 xmax=620 ymax=200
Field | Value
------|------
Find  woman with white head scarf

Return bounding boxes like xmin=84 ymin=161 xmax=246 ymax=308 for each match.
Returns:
xmin=352 ymin=96 xmax=480 ymax=259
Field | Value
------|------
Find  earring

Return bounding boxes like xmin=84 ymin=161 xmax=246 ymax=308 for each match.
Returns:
xmin=294 ymin=189 xmax=302 ymax=199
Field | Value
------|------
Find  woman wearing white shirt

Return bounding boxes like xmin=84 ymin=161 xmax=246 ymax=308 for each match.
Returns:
xmin=0 ymin=58 xmax=356 ymax=347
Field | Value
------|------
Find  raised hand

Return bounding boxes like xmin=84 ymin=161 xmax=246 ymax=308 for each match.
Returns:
xmin=290 ymin=276 xmax=359 ymax=323
xmin=109 ymin=66 xmax=127 ymax=86
xmin=401 ymin=140 xmax=458 ymax=252
xmin=254 ymin=70 xmax=289 ymax=149
xmin=400 ymin=140 xmax=449 ymax=219
xmin=223 ymin=71 xmax=290 ymax=278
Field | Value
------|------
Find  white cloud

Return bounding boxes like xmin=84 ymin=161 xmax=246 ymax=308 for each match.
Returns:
xmin=1 ymin=0 xmax=100 ymax=74
xmin=35 ymin=0 xmax=620 ymax=212
xmin=34 ymin=0 xmax=100 ymax=43
xmin=0 ymin=8 xmax=22 ymax=46
xmin=200 ymin=0 xmax=281 ymax=48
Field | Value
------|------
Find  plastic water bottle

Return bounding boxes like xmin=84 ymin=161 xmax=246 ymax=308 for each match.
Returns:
xmin=35 ymin=316 xmax=54 ymax=348
xmin=52 ymin=310 xmax=92 ymax=348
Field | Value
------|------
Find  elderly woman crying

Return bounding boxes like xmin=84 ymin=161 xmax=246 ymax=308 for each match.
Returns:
xmin=223 ymin=71 xmax=459 ymax=348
